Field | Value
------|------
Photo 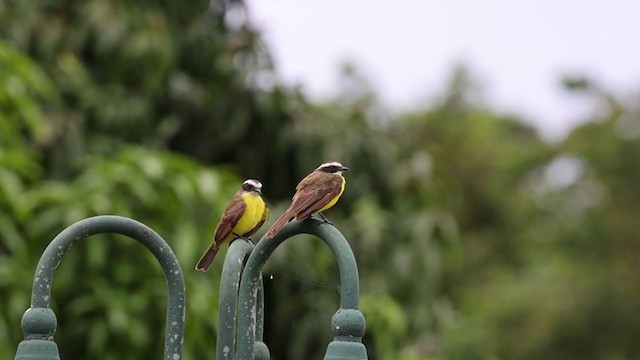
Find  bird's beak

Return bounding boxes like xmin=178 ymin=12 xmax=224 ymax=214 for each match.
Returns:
xmin=341 ymin=166 xmax=350 ymax=171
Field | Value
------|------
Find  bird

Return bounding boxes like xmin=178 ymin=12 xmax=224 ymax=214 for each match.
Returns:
xmin=266 ymin=161 xmax=349 ymax=238
xmin=195 ymin=179 xmax=269 ymax=271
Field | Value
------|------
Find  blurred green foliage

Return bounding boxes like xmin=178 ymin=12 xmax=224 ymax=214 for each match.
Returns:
xmin=2 ymin=0 xmax=640 ymax=359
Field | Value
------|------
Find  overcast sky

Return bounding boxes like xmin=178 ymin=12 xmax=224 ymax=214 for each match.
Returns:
xmin=245 ymin=0 xmax=640 ymax=140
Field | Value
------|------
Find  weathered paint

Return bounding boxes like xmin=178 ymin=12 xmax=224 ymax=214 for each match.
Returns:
xmin=14 ymin=216 xmax=185 ymax=360
xmin=216 ymin=238 xmax=265 ymax=360
xmin=235 ymin=218 xmax=368 ymax=360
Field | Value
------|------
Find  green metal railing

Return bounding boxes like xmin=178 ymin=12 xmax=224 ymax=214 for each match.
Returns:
xmin=233 ymin=218 xmax=368 ymax=360
xmin=216 ymin=238 xmax=267 ymax=360
xmin=14 ymin=216 xmax=367 ymax=359
xmin=13 ymin=216 xmax=186 ymax=360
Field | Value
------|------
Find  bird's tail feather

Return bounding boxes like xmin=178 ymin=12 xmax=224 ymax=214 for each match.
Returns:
xmin=195 ymin=244 xmax=221 ymax=272
xmin=267 ymin=209 xmax=295 ymax=238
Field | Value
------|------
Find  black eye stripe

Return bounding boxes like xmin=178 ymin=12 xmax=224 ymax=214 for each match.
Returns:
xmin=319 ymin=165 xmax=341 ymax=173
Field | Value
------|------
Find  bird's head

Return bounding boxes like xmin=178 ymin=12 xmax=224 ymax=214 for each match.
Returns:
xmin=241 ymin=179 xmax=263 ymax=194
xmin=316 ymin=162 xmax=350 ymax=175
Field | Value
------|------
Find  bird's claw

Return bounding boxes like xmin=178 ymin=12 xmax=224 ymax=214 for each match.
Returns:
xmin=318 ymin=213 xmax=334 ymax=226
xmin=230 ymin=235 xmax=255 ymax=245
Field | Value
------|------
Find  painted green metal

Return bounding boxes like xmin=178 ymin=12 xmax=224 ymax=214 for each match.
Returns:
xmin=235 ymin=218 xmax=367 ymax=360
xmin=14 ymin=215 xmax=186 ymax=360
xmin=217 ymin=238 xmax=266 ymax=360
xmin=254 ymin=277 xmax=269 ymax=360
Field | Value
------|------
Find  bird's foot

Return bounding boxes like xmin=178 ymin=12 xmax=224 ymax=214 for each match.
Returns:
xmin=318 ymin=213 xmax=334 ymax=226
xmin=230 ymin=236 xmax=254 ymax=246
xmin=230 ymin=233 xmax=245 ymax=244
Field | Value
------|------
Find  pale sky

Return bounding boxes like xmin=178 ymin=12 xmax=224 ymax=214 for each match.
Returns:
xmin=245 ymin=0 xmax=640 ymax=140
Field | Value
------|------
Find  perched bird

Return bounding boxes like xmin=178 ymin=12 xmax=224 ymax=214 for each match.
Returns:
xmin=195 ymin=179 xmax=269 ymax=271
xmin=267 ymin=162 xmax=349 ymax=238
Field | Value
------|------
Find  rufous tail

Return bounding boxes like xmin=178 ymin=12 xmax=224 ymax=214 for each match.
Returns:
xmin=195 ymin=244 xmax=221 ymax=272
xmin=266 ymin=209 xmax=295 ymax=238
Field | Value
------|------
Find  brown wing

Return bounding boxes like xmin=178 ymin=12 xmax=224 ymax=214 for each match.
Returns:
xmin=289 ymin=172 xmax=343 ymax=220
xmin=244 ymin=201 xmax=269 ymax=237
xmin=214 ymin=193 xmax=247 ymax=242
xmin=195 ymin=193 xmax=246 ymax=271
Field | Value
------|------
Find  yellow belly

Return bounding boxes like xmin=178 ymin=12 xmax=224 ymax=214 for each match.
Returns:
xmin=233 ymin=192 xmax=266 ymax=236
xmin=318 ymin=176 xmax=345 ymax=212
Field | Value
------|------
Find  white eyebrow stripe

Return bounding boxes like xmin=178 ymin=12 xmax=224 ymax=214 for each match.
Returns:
xmin=318 ymin=161 xmax=343 ymax=169
xmin=243 ymin=179 xmax=262 ymax=188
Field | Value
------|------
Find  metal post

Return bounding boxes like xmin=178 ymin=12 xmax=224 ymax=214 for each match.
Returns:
xmin=14 ymin=215 xmax=186 ymax=360
xmin=216 ymin=238 xmax=266 ymax=360
xmin=235 ymin=218 xmax=367 ymax=360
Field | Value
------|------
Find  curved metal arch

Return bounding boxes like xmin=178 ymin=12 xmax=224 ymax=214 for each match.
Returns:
xmin=15 ymin=215 xmax=185 ymax=360
xmin=216 ymin=238 xmax=266 ymax=360
xmin=235 ymin=218 xmax=367 ymax=360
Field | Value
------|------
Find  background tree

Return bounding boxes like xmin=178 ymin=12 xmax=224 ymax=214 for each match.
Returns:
xmin=2 ymin=0 xmax=640 ymax=359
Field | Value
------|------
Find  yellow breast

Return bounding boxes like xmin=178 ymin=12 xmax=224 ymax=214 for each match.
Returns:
xmin=318 ymin=176 xmax=345 ymax=212
xmin=234 ymin=192 xmax=266 ymax=236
